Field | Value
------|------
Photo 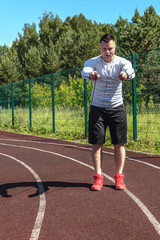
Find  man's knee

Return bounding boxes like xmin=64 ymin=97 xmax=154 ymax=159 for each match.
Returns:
xmin=92 ymin=144 xmax=103 ymax=151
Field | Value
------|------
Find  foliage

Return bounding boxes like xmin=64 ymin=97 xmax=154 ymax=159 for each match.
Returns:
xmin=55 ymin=75 xmax=92 ymax=108
xmin=135 ymin=49 xmax=160 ymax=108
xmin=17 ymin=75 xmax=92 ymax=109
xmin=30 ymin=82 xmax=52 ymax=108
xmin=0 ymin=6 xmax=160 ymax=85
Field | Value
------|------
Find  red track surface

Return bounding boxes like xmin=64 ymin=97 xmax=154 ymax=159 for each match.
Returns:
xmin=0 ymin=131 xmax=160 ymax=240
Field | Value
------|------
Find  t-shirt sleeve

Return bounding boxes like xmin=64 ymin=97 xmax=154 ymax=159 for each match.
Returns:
xmin=82 ymin=59 xmax=95 ymax=80
xmin=122 ymin=60 xmax=135 ymax=80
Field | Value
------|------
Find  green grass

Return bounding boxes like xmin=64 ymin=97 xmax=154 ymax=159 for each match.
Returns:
xmin=0 ymin=107 xmax=160 ymax=155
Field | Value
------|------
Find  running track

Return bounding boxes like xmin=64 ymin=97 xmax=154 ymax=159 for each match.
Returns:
xmin=0 ymin=131 xmax=160 ymax=240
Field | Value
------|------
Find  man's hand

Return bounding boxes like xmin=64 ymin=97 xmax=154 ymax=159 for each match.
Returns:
xmin=118 ymin=71 xmax=128 ymax=81
xmin=90 ymin=71 xmax=100 ymax=80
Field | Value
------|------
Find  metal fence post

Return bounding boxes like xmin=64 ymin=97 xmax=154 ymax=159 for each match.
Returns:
xmin=11 ymin=83 xmax=14 ymax=126
xmin=51 ymin=73 xmax=55 ymax=133
xmin=84 ymin=79 xmax=88 ymax=138
xmin=29 ymin=79 xmax=32 ymax=129
xmin=132 ymin=53 xmax=137 ymax=141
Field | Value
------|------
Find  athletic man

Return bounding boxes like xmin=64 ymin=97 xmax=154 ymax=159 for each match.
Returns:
xmin=82 ymin=33 xmax=135 ymax=191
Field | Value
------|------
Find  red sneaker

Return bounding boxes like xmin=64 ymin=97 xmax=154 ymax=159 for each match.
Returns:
xmin=91 ymin=174 xmax=103 ymax=191
xmin=114 ymin=173 xmax=126 ymax=190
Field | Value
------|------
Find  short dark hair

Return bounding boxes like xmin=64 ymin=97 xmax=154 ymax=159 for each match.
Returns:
xmin=100 ymin=33 xmax=115 ymax=43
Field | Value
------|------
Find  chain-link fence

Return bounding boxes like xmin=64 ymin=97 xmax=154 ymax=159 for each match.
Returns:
xmin=0 ymin=50 xmax=160 ymax=147
xmin=135 ymin=49 xmax=160 ymax=143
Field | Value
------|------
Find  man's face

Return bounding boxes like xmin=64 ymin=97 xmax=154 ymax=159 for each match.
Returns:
xmin=99 ymin=40 xmax=116 ymax=63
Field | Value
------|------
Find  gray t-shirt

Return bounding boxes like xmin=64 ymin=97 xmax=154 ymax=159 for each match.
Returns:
xmin=82 ymin=55 xmax=135 ymax=108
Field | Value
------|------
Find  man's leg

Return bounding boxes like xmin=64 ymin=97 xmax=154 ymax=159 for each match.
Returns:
xmin=91 ymin=144 xmax=104 ymax=191
xmin=114 ymin=144 xmax=126 ymax=174
xmin=92 ymin=144 xmax=103 ymax=175
xmin=114 ymin=144 xmax=126 ymax=190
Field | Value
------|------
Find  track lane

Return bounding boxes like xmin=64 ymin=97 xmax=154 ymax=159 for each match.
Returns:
xmin=0 ymin=132 xmax=160 ymax=239
xmin=0 ymin=153 xmax=40 ymax=240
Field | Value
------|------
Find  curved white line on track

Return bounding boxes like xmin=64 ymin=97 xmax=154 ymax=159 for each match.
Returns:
xmin=0 ymin=152 xmax=46 ymax=240
xmin=0 ymin=138 xmax=159 ymax=170
xmin=103 ymin=151 xmax=160 ymax=170
xmin=102 ymin=173 xmax=160 ymax=236
xmin=0 ymin=142 xmax=160 ymax=237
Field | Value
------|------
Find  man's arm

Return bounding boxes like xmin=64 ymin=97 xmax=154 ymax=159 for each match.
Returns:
xmin=82 ymin=58 xmax=100 ymax=80
xmin=121 ymin=60 xmax=135 ymax=80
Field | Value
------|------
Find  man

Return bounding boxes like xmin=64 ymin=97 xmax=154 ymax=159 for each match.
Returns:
xmin=82 ymin=33 xmax=135 ymax=191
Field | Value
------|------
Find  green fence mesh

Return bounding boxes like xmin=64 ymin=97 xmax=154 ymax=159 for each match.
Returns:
xmin=135 ymin=49 xmax=160 ymax=142
xmin=0 ymin=50 xmax=160 ymax=151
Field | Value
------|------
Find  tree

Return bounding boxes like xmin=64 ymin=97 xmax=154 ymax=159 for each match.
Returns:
xmin=22 ymin=46 xmax=43 ymax=78
xmin=40 ymin=41 xmax=59 ymax=74
xmin=55 ymin=29 xmax=82 ymax=69
xmin=131 ymin=6 xmax=160 ymax=52
xmin=56 ymin=14 xmax=101 ymax=69
xmin=131 ymin=6 xmax=160 ymax=108
xmin=135 ymin=49 xmax=160 ymax=108
xmin=115 ymin=17 xmax=137 ymax=55
xmin=39 ymin=12 xmax=64 ymax=46
xmin=12 ymin=23 xmax=39 ymax=69
xmin=0 ymin=49 xmax=21 ymax=84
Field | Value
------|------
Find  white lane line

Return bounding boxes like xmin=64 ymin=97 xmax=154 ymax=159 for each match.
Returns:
xmin=103 ymin=151 xmax=160 ymax=170
xmin=0 ymin=153 xmax=46 ymax=240
xmin=102 ymin=173 xmax=160 ymax=236
xmin=0 ymin=138 xmax=159 ymax=170
xmin=0 ymin=136 xmax=160 ymax=159
xmin=0 ymin=142 xmax=160 ymax=237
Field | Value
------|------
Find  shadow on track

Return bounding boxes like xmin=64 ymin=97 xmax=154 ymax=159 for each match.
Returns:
xmin=0 ymin=182 xmax=115 ymax=198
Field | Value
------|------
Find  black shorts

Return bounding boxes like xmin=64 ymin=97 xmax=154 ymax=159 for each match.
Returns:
xmin=88 ymin=105 xmax=127 ymax=145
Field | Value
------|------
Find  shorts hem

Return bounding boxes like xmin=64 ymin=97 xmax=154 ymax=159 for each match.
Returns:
xmin=111 ymin=141 xmax=127 ymax=145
